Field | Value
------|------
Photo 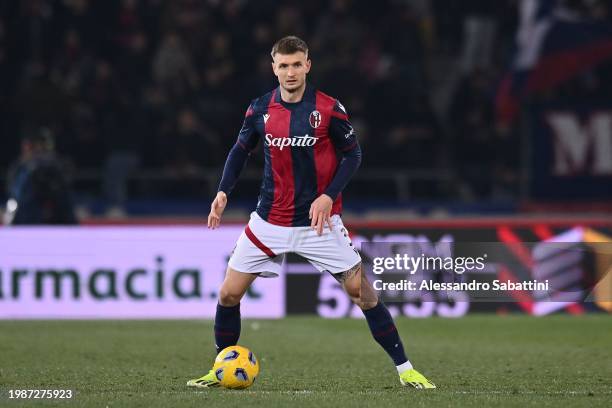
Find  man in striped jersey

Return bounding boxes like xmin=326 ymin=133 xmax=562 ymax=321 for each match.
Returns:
xmin=188 ymin=36 xmax=435 ymax=390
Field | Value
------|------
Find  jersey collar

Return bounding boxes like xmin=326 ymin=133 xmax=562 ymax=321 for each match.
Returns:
xmin=274 ymin=82 xmax=316 ymax=106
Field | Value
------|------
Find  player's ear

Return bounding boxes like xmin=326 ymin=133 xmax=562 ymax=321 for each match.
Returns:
xmin=305 ymin=58 xmax=311 ymax=74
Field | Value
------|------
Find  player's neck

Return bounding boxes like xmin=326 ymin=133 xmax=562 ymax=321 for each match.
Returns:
xmin=280 ymin=83 xmax=306 ymax=103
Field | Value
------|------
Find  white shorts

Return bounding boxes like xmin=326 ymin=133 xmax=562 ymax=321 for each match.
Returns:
xmin=228 ymin=212 xmax=361 ymax=278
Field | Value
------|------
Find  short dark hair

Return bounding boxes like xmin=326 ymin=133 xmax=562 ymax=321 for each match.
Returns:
xmin=271 ymin=36 xmax=308 ymax=58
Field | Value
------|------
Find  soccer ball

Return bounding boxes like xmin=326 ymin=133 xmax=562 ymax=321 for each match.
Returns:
xmin=213 ymin=345 xmax=260 ymax=389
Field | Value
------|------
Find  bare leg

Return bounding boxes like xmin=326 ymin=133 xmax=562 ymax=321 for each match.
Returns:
xmin=336 ymin=262 xmax=378 ymax=310
xmin=218 ymin=267 xmax=258 ymax=306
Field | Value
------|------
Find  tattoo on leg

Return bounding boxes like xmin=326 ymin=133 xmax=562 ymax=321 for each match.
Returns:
xmin=331 ymin=263 xmax=361 ymax=283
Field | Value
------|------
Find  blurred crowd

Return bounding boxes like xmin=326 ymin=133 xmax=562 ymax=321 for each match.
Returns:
xmin=1 ymin=0 xmax=611 ymax=207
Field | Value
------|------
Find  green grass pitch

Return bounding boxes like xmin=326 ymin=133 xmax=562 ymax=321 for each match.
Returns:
xmin=1 ymin=315 xmax=611 ymax=407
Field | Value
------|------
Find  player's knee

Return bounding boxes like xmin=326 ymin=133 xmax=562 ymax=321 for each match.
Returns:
xmin=218 ymin=287 xmax=243 ymax=306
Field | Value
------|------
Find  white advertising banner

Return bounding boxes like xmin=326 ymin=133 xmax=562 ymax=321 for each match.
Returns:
xmin=0 ymin=227 xmax=285 ymax=319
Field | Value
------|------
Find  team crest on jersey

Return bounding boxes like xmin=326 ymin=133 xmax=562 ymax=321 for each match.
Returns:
xmin=309 ymin=110 xmax=322 ymax=129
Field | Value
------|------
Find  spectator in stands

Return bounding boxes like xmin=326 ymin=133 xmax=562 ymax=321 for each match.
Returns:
xmin=153 ymin=31 xmax=199 ymax=100
xmin=49 ymin=28 xmax=93 ymax=98
xmin=156 ymin=107 xmax=220 ymax=173
xmin=448 ymin=68 xmax=497 ymax=198
xmin=4 ymin=128 xmax=77 ymax=225
xmin=459 ymin=0 xmax=499 ymax=73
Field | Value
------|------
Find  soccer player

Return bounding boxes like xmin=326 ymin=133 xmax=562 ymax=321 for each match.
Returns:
xmin=187 ymin=36 xmax=435 ymax=390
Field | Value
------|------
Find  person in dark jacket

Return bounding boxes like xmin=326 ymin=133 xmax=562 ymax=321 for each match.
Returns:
xmin=4 ymin=128 xmax=77 ymax=225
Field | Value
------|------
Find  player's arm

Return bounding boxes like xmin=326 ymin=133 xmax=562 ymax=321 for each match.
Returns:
xmin=208 ymin=104 xmax=260 ymax=229
xmin=309 ymin=101 xmax=362 ymax=235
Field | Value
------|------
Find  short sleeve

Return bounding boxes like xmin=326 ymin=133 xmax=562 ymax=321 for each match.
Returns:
xmin=328 ymin=100 xmax=358 ymax=152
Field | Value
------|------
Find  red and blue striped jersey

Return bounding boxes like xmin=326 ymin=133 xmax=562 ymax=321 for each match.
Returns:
xmin=237 ymin=84 xmax=358 ymax=227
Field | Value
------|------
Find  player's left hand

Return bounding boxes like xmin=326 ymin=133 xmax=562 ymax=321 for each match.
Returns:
xmin=309 ymin=194 xmax=333 ymax=236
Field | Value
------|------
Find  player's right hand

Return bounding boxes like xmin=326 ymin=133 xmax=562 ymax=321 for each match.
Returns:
xmin=208 ymin=191 xmax=227 ymax=229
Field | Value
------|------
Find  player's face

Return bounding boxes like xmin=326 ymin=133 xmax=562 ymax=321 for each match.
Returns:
xmin=272 ymin=52 xmax=311 ymax=93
